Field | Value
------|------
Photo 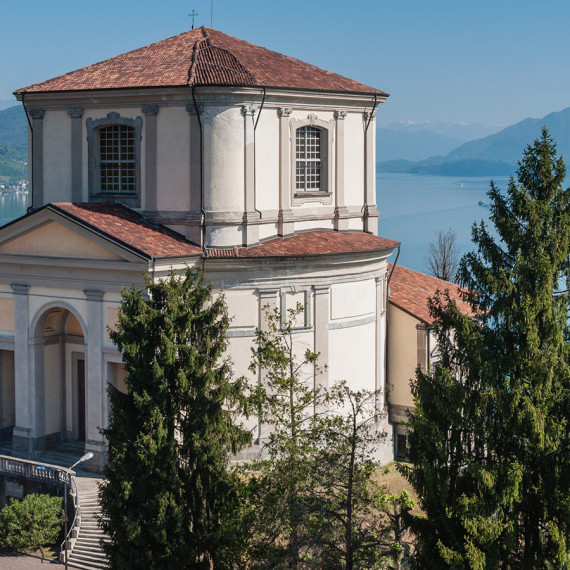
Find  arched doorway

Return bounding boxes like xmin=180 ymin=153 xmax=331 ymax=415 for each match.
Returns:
xmin=32 ymin=306 xmax=86 ymax=449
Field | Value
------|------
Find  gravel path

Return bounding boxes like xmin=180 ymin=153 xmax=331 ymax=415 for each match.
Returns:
xmin=0 ymin=553 xmax=60 ymax=568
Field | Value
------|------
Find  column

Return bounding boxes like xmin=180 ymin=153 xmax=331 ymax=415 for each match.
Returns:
xmin=313 ymin=285 xmax=330 ymax=391
xmin=29 ymin=109 xmax=44 ymax=210
xmin=278 ymin=107 xmax=295 ymax=236
xmin=142 ymin=105 xmax=159 ymax=213
xmin=11 ymin=284 xmax=33 ymax=455
xmin=334 ymin=111 xmax=350 ymax=230
xmin=83 ymin=289 xmax=105 ymax=471
xmin=363 ymin=109 xmax=380 ymax=234
xmin=375 ymin=275 xmax=387 ymax=411
xmin=67 ymin=107 xmax=83 ymax=202
xmin=242 ymin=105 xmax=260 ymax=246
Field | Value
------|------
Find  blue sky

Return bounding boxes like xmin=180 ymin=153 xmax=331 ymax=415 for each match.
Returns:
xmin=1 ymin=0 xmax=569 ymax=127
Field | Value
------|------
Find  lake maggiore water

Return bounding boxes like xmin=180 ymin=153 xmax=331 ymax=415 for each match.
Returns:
xmin=377 ymin=172 xmax=509 ymax=273
xmin=0 ymin=173 xmax=510 ymax=275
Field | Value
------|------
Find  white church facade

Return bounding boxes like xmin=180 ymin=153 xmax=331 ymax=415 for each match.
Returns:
xmin=0 ymin=27 xmax=398 ymax=471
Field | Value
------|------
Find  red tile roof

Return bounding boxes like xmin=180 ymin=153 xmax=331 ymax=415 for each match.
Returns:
xmin=15 ymin=27 xmax=386 ymax=96
xmin=49 ymin=203 xmax=202 ymax=259
xmin=207 ymin=231 xmax=399 ymax=258
xmin=388 ymin=263 xmax=473 ymax=324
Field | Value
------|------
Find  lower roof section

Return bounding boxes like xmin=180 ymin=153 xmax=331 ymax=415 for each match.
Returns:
xmin=206 ymin=231 xmax=400 ymax=259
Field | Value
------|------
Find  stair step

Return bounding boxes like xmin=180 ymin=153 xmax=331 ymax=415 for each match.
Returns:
xmin=69 ymin=551 xmax=109 ymax=566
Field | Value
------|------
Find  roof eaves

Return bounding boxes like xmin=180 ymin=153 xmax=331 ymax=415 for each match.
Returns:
xmin=46 ymin=204 xmax=153 ymax=261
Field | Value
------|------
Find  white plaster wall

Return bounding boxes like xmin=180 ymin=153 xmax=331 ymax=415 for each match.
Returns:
xmin=348 ymin=217 xmax=364 ymax=231
xmin=343 ymin=114 xmax=365 ymax=207
xmin=44 ymin=343 xmax=60 ymax=435
xmin=329 ymin=322 xmax=376 ymax=393
xmin=225 ymin=290 xmax=258 ymax=329
xmin=258 ymin=223 xmax=278 ymax=241
xmin=157 ymin=107 xmax=191 ymax=211
xmin=331 ymin=279 xmax=375 ymax=321
xmin=294 ymin=219 xmax=334 ymax=232
xmin=43 ymin=110 xmax=72 ymax=202
xmin=254 ymin=112 xmax=279 ymax=212
xmin=203 ymin=106 xmax=244 ymax=213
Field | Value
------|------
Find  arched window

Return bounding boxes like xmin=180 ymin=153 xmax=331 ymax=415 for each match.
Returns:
xmin=99 ymin=125 xmax=136 ymax=194
xmin=296 ymin=126 xmax=324 ymax=192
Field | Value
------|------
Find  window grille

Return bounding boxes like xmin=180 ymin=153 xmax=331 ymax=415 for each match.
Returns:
xmin=296 ymin=126 xmax=322 ymax=191
xmin=99 ymin=125 xmax=136 ymax=194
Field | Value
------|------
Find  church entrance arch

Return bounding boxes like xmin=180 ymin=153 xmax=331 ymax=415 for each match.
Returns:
xmin=31 ymin=304 xmax=87 ymax=449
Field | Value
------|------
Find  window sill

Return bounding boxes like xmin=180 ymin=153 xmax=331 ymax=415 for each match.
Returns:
xmin=292 ymin=191 xmax=333 ymax=205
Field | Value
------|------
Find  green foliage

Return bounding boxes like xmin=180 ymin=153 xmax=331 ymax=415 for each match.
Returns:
xmin=99 ymin=268 xmax=251 ymax=569
xmin=402 ymin=129 xmax=570 ymax=568
xmin=241 ymin=306 xmax=415 ymax=569
xmin=0 ymin=493 xmax=63 ymax=558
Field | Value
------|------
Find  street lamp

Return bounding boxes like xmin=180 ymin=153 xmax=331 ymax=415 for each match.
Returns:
xmin=64 ymin=452 xmax=94 ymax=570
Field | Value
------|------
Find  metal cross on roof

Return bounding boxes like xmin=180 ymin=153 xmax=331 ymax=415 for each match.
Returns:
xmin=189 ymin=9 xmax=199 ymax=29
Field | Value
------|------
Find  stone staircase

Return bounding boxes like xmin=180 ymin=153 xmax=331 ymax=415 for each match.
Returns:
xmin=66 ymin=490 xmax=110 ymax=570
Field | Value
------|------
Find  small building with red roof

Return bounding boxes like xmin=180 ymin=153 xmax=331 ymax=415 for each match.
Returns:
xmin=0 ymin=27 xmax=399 ymax=469
xmin=387 ymin=263 xmax=472 ymax=459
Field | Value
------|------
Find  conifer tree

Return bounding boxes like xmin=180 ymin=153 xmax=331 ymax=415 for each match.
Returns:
xmin=99 ymin=268 xmax=250 ymax=569
xmin=402 ymin=129 xmax=570 ymax=568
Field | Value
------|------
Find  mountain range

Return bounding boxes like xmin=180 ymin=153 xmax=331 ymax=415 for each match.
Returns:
xmin=378 ymin=108 xmax=570 ymax=177
xmin=0 ymin=106 xmax=27 ymax=184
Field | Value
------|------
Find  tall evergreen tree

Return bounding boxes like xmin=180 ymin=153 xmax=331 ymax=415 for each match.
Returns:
xmin=99 ymin=268 xmax=250 ymax=569
xmin=402 ymin=129 xmax=570 ymax=568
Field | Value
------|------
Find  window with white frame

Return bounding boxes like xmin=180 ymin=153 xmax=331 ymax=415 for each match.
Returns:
xmin=296 ymin=126 xmax=323 ymax=192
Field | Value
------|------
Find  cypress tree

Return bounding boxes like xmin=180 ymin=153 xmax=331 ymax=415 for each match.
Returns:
xmin=402 ymin=129 xmax=570 ymax=568
xmin=99 ymin=268 xmax=250 ymax=569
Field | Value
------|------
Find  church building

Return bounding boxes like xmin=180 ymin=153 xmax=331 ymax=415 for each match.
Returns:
xmin=0 ymin=27 xmax=398 ymax=470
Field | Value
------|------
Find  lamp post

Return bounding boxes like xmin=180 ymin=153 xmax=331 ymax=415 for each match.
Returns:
xmin=64 ymin=452 xmax=94 ymax=570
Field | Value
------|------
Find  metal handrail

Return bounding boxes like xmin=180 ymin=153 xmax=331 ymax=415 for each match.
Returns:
xmin=0 ymin=454 xmax=79 ymax=563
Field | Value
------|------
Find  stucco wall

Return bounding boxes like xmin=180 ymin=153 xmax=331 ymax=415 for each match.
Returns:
xmin=157 ymin=107 xmax=191 ymax=212
xmin=387 ymin=304 xmax=418 ymax=410
xmin=0 ymin=350 xmax=15 ymax=428
xmin=43 ymin=110 xmax=71 ymax=202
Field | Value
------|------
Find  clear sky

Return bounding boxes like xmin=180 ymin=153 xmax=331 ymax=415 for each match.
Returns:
xmin=1 ymin=0 xmax=569 ymax=127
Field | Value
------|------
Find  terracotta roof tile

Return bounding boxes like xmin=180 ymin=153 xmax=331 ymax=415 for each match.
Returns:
xmin=49 ymin=203 xmax=202 ymax=259
xmin=388 ymin=263 xmax=473 ymax=324
xmin=206 ymin=231 xmax=399 ymax=258
xmin=16 ymin=27 xmax=386 ymax=96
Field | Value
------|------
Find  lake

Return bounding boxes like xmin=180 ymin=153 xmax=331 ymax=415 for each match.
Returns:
xmin=0 ymin=192 xmax=28 ymax=227
xmin=376 ymin=172 xmax=510 ymax=273
xmin=0 ymin=173 xmax=511 ymax=275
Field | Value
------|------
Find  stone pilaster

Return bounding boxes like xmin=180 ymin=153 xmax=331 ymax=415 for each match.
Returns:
xmin=11 ymin=284 xmax=33 ymax=455
xmin=142 ymin=105 xmax=159 ymax=213
xmin=375 ymin=275 xmax=387 ymax=411
xmin=334 ymin=110 xmax=350 ymax=230
xmin=83 ymin=289 xmax=105 ymax=472
xmin=257 ymin=289 xmax=280 ymax=441
xmin=313 ymin=285 xmax=330 ymax=392
xmin=242 ymin=105 xmax=260 ymax=246
xmin=67 ymin=108 xmax=83 ymax=202
xmin=29 ymin=109 xmax=44 ymax=209
xmin=363 ymin=109 xmax=379 ymax=234
xmin=186 ymin=104 xmax=203 ymax=222
xmin=278 ymin=107 xmax=295 ymax=236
